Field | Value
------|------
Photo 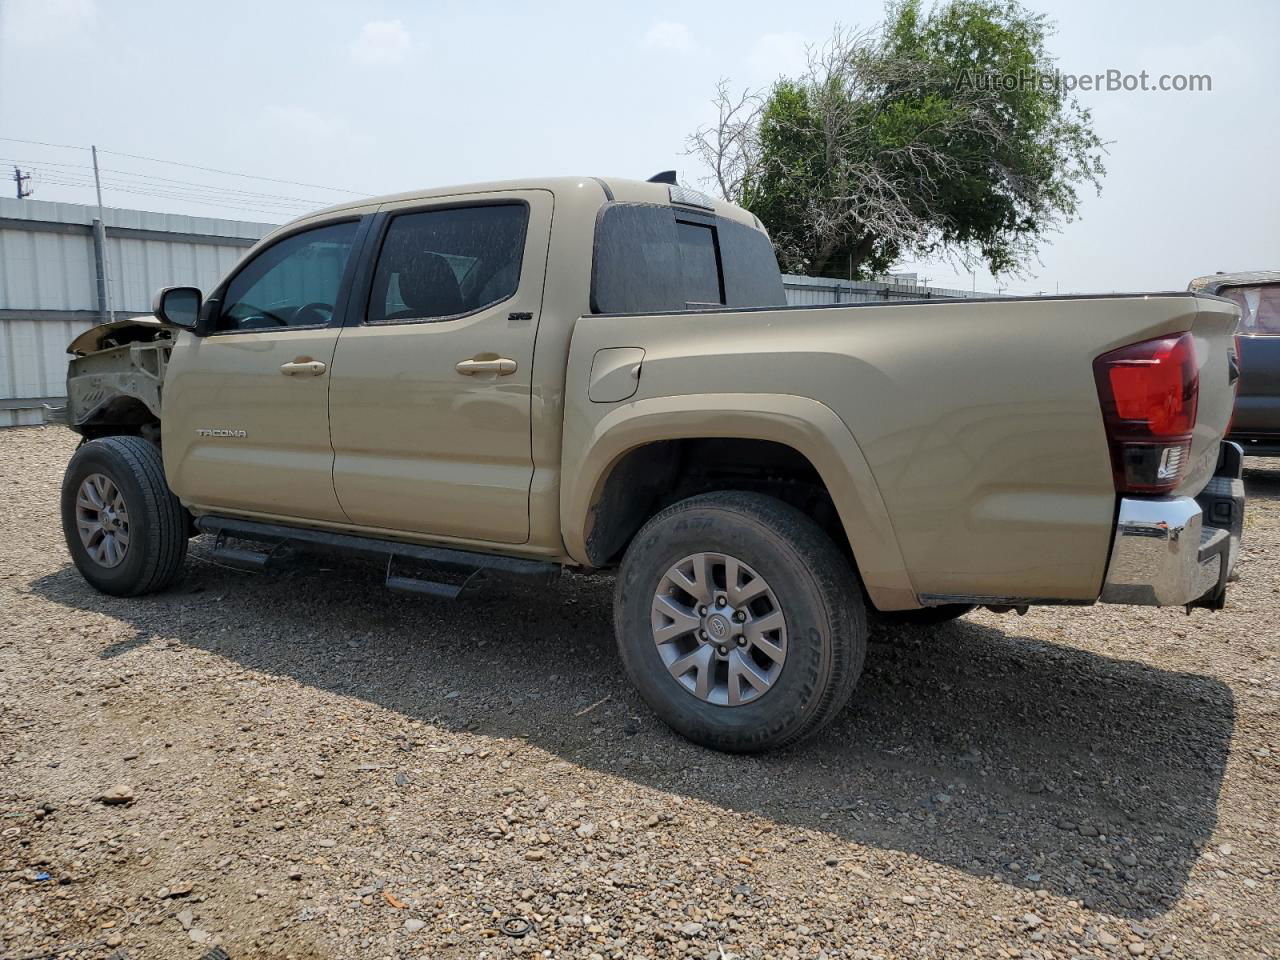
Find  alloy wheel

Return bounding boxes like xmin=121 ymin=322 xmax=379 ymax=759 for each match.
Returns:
xmin=650 ymin=552 xmax=787 ymax=706
xmin=75 ymin=472 xmax=131 ymax=568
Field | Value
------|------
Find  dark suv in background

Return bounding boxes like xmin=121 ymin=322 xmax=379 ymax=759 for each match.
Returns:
xmin=1191 ymin=271 xmax=1280 ymax=456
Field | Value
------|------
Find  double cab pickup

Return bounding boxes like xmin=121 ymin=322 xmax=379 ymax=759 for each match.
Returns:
xmin=61 ymin=175 xmax=1246 ymax=751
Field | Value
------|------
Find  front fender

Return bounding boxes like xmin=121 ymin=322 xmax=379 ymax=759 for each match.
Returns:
xmin=559 ymin=392 xmax=918 ymax=610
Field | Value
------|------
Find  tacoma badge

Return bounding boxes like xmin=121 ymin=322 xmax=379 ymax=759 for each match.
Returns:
xmin=196 ymin=428 xmax=247 ymax=438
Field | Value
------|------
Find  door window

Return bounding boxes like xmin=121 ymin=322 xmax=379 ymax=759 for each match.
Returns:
xmin=217 ymin=221 xmax=359 ymax=332
xmin=367 ymin=204 xmax=529 ymax=324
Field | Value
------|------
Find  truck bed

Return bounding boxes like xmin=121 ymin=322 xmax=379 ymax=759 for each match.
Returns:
xmin=562 ymin=292 xmax=1240 ymax=608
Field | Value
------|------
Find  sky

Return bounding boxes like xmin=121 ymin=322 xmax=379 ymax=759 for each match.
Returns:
xmin=0 ymin=0 xmax=1276 ymax=296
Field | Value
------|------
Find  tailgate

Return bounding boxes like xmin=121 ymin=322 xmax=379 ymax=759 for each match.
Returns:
xmin=1178 ymin=296 xmax=1243 ymax=496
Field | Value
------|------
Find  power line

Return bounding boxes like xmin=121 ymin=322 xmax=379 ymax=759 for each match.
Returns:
xmin=1 ymin=166 xmax=330 ymax=212
xmin=30 ymin=174 xmax=306 ymax=218
xmin=39 ymin=182 xmax=313 ymax=214
xmin=31 ymin=166 xmax=321 ymax=205
xmin=0 ymin=136 xmax=88 ymax=152
xmin=0 ymin=136 xmax=366 ymax=195
xmin=28 ymin=177 xmax=303 ymax=218
xmin=100 ymin=147 xmax=364 ymax=194
xmin=0 ymin=155 xmax=332 ymax=205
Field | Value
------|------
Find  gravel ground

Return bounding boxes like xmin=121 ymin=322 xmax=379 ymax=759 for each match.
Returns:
xmin=1 ymin=425 xmax=1277 ymax=960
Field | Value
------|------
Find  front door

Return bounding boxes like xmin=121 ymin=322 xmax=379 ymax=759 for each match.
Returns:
xmin=164 ymin=218 xmax=366 ymax=522
xmin=327 ymin=191 xmax=552 ymax=543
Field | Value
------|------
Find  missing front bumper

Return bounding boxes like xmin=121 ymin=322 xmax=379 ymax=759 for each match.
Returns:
xmin=1099 ymin=442 xmax=1245 ymax=608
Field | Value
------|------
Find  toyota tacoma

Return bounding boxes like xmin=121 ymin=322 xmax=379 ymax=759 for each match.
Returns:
xmin=60 ymin=174 xmax=1246 ymax=752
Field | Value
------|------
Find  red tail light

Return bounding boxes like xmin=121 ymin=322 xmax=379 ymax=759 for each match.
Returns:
xmin=1093 ymin=332 xmax=1199 ymax=494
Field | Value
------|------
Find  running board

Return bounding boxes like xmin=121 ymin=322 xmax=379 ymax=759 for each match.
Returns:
xmin=194 ymin=517 xmax=560 ymax=597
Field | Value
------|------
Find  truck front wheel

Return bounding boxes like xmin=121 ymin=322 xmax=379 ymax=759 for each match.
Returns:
xmin=614 ymin=491 xmax=866 ymax=753
xmin=60 ymin=436 xmax=188 ymax=596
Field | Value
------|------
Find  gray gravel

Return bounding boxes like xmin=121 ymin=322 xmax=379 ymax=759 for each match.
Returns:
xmin=1 ymin=425 xmax=1277 ymax=959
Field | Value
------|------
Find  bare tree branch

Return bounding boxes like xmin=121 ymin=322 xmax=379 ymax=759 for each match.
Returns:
xmin=685 ymin=79 xmax=764 ymax=203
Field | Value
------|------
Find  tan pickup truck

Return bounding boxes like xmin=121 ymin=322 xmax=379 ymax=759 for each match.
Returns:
xmin=60 ymin=175 xmax=1246 ymax=752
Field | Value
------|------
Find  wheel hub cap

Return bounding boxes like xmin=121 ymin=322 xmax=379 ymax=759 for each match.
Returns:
xmin=650 ymin=552 xmax=787 ymax=707
xmin=75 ymin=473 xmax=131 ymax=568
xmin=705 ymin=612 xmax=732 ymax=640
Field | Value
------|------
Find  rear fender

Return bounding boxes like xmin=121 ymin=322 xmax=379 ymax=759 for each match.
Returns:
xmin=560 ymin=392 xmax=917 ymax=610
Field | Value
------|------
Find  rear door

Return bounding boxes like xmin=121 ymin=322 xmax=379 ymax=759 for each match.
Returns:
xmin=327 ymin=190 xmax=552 ymax=543
xmin=164 ymin=218 xmax=367 ymax=522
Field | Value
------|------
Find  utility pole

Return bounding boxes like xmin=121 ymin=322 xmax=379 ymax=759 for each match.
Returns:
xmin=91 ymin=145 xmax=116 ymax=322
xmin=12 ymin=167 xmax=32 ymax=198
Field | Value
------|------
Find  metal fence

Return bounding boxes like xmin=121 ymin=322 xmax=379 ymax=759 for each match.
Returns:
xmin=0 ymin=198 xmax=1003 ymax=426
xmin=782 ymin=273 xmax=993 ymax=305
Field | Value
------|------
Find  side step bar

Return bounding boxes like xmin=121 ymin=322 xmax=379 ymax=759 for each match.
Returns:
xmin=195 ymin=516 xmax=560 ymax=597
xmin=208 ymin=531 xmax=274 ymax=571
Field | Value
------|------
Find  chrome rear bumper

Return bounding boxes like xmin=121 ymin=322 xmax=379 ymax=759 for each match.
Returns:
xmin=1100 ymin=442 xmax=1245 ymax=608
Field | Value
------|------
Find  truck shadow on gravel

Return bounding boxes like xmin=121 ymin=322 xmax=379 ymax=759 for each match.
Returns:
xmin=30 ymin=547 xmax=1235 ymax=922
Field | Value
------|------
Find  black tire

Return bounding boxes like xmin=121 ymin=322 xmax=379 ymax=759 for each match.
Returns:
xmin=61 ymin=436 xmax=188 ymax=596
xmin=614 ymin=491 xmax=866 ymax=753
xmin=872 ymin=604 xmax=975 ymax=628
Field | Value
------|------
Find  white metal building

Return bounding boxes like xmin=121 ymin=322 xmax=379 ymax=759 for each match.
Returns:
xmin=0 ymin=198 xmax=271 ymax=426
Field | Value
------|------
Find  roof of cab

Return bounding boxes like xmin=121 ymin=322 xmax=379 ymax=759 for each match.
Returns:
xmin=294 ymin=176 xmax=761 ymax=231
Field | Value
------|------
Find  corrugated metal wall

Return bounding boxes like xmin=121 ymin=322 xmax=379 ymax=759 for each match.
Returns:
xmin=0 ymin=316 xmax=92 ymax=426
xmin=0 ymin=199 xmax=268 ymax=313
xmin=0 ymin=198 xmax=272 ymax=426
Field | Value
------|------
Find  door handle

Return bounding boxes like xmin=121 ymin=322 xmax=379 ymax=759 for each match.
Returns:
xmin=280 ymin=359 xmax=327 ymax=377
xmin=455 ymin=357 xmax=517 ymax=376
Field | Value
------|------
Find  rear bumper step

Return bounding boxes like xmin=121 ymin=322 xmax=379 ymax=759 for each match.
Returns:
xmin=1099 ymin=442 xmax=1245 ymax=608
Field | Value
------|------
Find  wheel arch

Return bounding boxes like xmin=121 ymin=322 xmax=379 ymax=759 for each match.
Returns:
xmin=560 ymin=393 xmax=918 ymax=610
xmin=72 ymin=395 xmax=160 ymax=440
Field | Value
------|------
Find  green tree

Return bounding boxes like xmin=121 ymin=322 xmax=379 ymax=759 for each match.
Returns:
xmin=688 ymin=1 xmax=1106 ymax=279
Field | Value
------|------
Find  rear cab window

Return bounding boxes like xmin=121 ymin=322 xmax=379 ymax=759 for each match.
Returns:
xmin=591 ymin=203 xmax=785 ymax=314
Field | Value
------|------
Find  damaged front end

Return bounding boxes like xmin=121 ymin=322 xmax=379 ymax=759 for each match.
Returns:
xmin=65 ymin=316 xmax=174 ymax=440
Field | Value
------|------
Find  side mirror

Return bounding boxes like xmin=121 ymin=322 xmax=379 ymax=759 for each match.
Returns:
xmin=153 ymin=286 xmax=202 ymax=330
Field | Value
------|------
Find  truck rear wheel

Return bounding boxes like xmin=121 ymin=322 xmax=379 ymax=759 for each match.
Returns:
xmin=614 ymin=491 xmax=866 ymax=753
xmin=61 ymin=436 xmax=188 ymax=596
